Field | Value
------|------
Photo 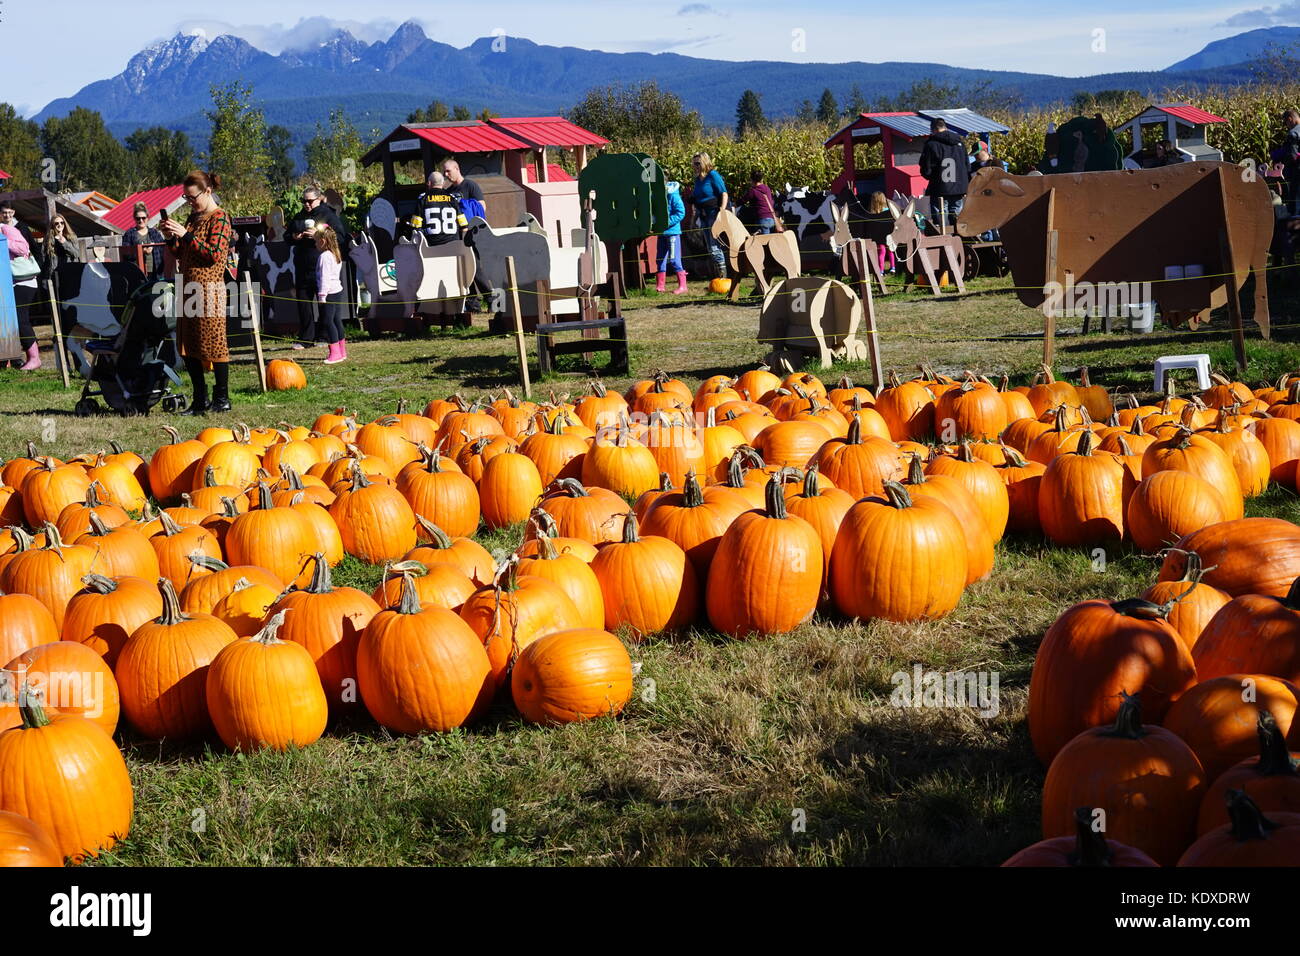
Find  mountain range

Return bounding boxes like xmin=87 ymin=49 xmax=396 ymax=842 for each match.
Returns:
xmin=30 ymin=20 xmax=1294 ymax=153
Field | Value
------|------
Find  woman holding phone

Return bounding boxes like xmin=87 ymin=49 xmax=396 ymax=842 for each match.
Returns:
xmin=161 ymin=170 xmax=234 ymax=415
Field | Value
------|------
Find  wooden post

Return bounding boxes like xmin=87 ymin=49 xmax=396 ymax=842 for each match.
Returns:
xmin=853 ymin=262 xmax=884 ymax=391
xmin=505 ymin=256 xmax=532 ymax=398
xmin=1219 ymin=228 xmax=1248 ymax=371
xmin=245 ymin=273 xmax=267 ymax=392
xmin=46 ymin=280 xmax=71 ymax=389
xmin=1042 ymin=186 xmax=1058 ymax=368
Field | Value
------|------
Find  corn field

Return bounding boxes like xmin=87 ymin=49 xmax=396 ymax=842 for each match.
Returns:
xmin=609 ymin=83 xmax=1300 ymax=192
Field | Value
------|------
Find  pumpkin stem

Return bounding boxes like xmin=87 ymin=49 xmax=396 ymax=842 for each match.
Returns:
xmin=39 ymin=522 xmax=67 ymax=555
xmin=905 ymin=453 xmax=927 ymax=485
xmin=395 ymin=570 xmax=424 ymax=615
xmin=1000 ymin=445 xmax=1030 ymax=469
xmin=762 ymin=474 xmax=789 ymax=519
xmin=1066 ymin=806 xmax=1112 ymax=866
xmin=552 ymin=477 xmax=589 ymax=498
xmin=621 ymin=511 xmax=641 ymax=544
xmin=157 ymin=511 xmax=184 ymax=537
xmin=187 ymin=553 xmax=230 ymax=574
xmin=802 ymin=463 xmax=822 ymax=498
xmin=17 ymin=683 xmax=49 ymax=729
xmin=250 ymin=609 xmax=289 ymax=646
xmin=1099 ymin=691 xmax=1146 ymax=739
xmin=1073 ymin=429 xmax=1095 ymax=457
xmin=882 ymin=480 xmax=914 ymax=509
xmin=1253 ymin=710 xmax=1298 ymax=776
xmin=1110 ymin=596 xmax=1173 ymax=620
xmin=85 ymin=511 xmax=112 ymax=537
xmin=80 ymin=573 xmax=118 ymax=595
xmin=296 ymin=553 xmax=333 ymax=594
xmin=845 ymin=415 xmax=863 ymax=446
xmin=414 ymin=516 xmax=455 ymax=549
xmin=1115 ymin=435 xmax=1135 ymax=457
xmin=957 ymin=440 xmax=976 ymax=463
xmin=1224 ymin=789 xmax=1278 ymax=842
xmin=84 ymin=481 xmax=106 ymax=508
xmin=156 ymin=577 xmax=189 ymax=626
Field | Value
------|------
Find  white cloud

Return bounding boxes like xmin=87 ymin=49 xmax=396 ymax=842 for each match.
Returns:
xmin=1223 ymin=2 xmax=1300 ymax=26
xmin=677 ymin=4 xmax=717 ymax=14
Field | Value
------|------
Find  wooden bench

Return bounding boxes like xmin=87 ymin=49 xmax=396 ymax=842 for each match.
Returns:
xmin=534 ymin=273 xmax=629 ymax=376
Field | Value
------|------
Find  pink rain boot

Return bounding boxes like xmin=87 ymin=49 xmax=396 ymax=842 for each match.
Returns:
xmin=19 ymin=343 xmax=41 ymax=371
xmin=339 ymin=338 xmax=348 ymax=360
xmin=323 ymin=341 xmax=345 ymax=365
xmin=673 ymin=271 xmax=688 ymax=294
xmin=655 ymin=272 xmax=666 ymax=292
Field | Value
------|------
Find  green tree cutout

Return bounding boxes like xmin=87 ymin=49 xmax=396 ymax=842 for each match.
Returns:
xmin=735 ymin=90 xmax=766 ymax=140
xmin=204 ymin=82 xmax=273 ymax=216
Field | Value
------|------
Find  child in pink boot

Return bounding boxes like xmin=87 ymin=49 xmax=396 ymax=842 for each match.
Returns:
xmin=655 ymin=181 xmax=688 ymax=294
xmin=314 ymin=225 xmax=347 ymax=364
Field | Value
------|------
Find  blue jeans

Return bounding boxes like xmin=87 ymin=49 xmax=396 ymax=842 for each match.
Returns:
xmin=695 ymin=206 xmax=726 ymax=272
xmin=930 ymin=195 xmax=964 ymax=231
xmin=757 ymin=218 xmax=776 ymax=234
xmin=657 ymin=235 xmax=683 ymax=272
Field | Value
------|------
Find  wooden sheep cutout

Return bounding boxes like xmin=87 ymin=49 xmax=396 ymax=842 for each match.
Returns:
xmin=758 ymin=276 xmax=869 ymax=369
xmin=892 ymin=199 xmax=966 ymax=295
xmin=348 ymin=231 xmax=396 ymax=299
xmin=711 ymin=207 xmax=802 ymax=301
xmin=956 ymin=162 xmax=1272 ymax=367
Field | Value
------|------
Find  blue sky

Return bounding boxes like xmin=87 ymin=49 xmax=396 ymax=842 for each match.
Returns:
xmin=0 ymin=0 xmax=1287 ymax=116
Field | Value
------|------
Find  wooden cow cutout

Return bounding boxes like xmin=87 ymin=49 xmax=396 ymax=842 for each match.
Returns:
xmin=394 ymin=232 xmax=477 ymax=317
xmin=892 ymin=200 xmax=966 ymax=295
xmin=711 ymin=207 xmax=801 ymax=300
xmin=956 ymin=164 xmax=1271 ymax=358
xmin=758 ymin=276 xmax=868 ymax=369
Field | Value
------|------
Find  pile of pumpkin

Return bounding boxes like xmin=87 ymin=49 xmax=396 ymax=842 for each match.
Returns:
xmin=2 ymin=361 xmax=1300 ymax=866
xmin=1004 ymin=512 xmax=1300 ymax=866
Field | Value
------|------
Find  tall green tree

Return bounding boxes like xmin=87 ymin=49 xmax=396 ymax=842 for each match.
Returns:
xmin=407 ymin=100 xmax=452 ymax=123
xmin=796 ymin=100 xmax=816 ymax=123
xmin=40 ymin=107 xmax=132 ymax=196
xmin=125 ymin=126 xmax=194 ymax=190
xmin=204 ymin=82 xmax=273 ymax=215
xmin=264 ymin=124 xmax=296 ymax=194
xmin=303 ymin=108 xmax=382 ymax=225
xmin=452 ymin=105 xmax=472 ymax=121
xmin=843 ymin=84 xmax=868 ymax=118
xmin=816 ymin=88 xmax=839 ymax=124
xmin=735 ymin=90 xmax=766 ymax=140
xmin=0 ymin=104 xmax=43 ymax=190
xmin=567 ymin=80 xmax=702 ymax=151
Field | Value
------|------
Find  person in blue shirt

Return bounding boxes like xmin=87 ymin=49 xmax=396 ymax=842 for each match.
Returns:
xmin=656 ymin=181 xmax=687 ymax=294
xmin=689 ymin=152 xmax=728 ymax=276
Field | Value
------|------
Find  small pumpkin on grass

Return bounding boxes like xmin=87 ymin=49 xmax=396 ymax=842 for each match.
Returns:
xmin=266 ymin=359 xmax=307 ymax=390
xmin=1041 ymin=693 xmax=1206 ymax=866
xmin=357 ymin=571 xmax=493 ymax=734
xmin=205 ymin=610 xmax=328 ymax=752
xmin=511 ymin=628 xmax=633 ymax=725
xmin=0 ymin=689 xmax=132 ymax=863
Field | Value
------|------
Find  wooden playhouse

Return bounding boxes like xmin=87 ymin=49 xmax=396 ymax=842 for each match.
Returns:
xmin=1114 ymin=103 xmax=1227 ymax=166
xmin=825 ymin=108 xmax=1010 ymax=200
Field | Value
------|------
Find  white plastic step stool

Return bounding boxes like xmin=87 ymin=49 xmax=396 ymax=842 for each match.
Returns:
xmin=1154 ymin=354 xmax=1212 ymax=392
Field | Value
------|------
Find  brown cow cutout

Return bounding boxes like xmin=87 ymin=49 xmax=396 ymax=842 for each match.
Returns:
xmin=956 ymin=163 xmax=1271 ymax=342
xmin=711 ymin=207 xmax=801 ymax=301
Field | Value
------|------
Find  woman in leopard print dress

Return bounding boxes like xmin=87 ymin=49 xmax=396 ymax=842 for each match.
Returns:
xmin=162 ymin=170 xmax=235 ymax=414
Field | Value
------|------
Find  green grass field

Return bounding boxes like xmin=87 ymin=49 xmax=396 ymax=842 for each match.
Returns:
xmin=4 ymin=271 xmax=1300 ymax=865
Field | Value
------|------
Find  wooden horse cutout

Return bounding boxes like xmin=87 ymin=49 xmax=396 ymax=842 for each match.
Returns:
xmin=711 ymin=207 xmax=801 ymax=301
xmin=758 ymin=277 xmax=868 ymax=369
xmin=892 ymin=200 xmax=966 ymax=295
xmin=830 ymin=202 xmax=890 ymax=296
xmin=394 ymin=232 xmax=477 ymax=318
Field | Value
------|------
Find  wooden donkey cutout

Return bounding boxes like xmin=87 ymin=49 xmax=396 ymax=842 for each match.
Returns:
xmin=892 ymin=200 xmax=966 ymax=296
xmin=831 ymin=201 xmax=890 ymax=296
xmin=711 ymin=207 xmax=802 ymax=301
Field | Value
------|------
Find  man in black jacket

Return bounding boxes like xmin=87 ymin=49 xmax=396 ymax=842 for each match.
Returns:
xmin=919 ymin=118 xmax=971 ymax=232
xmin=289 ymin=185 xmax=347 ymax=348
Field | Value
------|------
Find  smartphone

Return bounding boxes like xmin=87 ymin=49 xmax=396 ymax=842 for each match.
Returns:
xmin=159 ymin=208 xmax=170 ymax=223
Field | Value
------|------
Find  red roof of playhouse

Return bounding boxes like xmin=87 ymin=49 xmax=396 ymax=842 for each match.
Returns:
xmin=408 ymin=123 xmax=531 ymax=153
xmin=523 ymin=163 xmax=575 ymax=183
xmin=1153 ymin=104 xmax=1227 ymax=125
xmin=101 ymin=185 xmax=185 ymax=230
xmin=0 ymin=169 xmax=10 ymax=179
xmin=488 ymin=117 xmax=608 ymax=148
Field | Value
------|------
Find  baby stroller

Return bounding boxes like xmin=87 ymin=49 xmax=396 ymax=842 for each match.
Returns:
xmin=74 ymin=279 xmax=188 ymax=416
